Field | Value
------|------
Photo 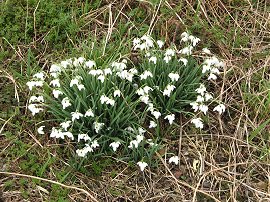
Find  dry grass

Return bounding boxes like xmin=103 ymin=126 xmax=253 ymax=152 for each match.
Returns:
xmin=1 ymin=0 xmax=270 ymax=201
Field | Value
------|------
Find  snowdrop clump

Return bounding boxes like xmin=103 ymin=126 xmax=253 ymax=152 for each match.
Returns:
xmin=26 ymin=32 xmax=226 ymax=172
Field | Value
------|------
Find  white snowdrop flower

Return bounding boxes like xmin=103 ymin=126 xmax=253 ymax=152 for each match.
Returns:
xmin=71 ymin=111 xmax=84 ymax=122
xmin=190 ymin=102 xmax=199 ymax=112
xmin=89 ymin=69 xmax=98 ymax=76
xmin=141 ymin=35 xmax=154 ymax=48
xmin=165 ymin=49 xmax=175 ymax=57
xmin=29 ymin=95 xmax=44 ymax=103
xmin=181 ymin=32 xmax=189 ymax=42
xmin=213 ymin=104 xmax=226 ymax=115
xmin=60 ymin=121 xmax=72 ymax=131
xmin=137 ymin=161 xmax=148 ymax=172
xmin=50 ymin=127 xmax=63 ymax=139
xmin=143 ymin=86 xmax=153 ymax=94
xmin=164 ymin=55 xmax=171 ymax=63
xmin=179 ymin=58 xmax=188 ymax=66
xmin=111 ymin=61 xmax=127 ymax=72
xmin=85 ymin=109 xmax=94 ymax=117
xmin=76 ymin=149 xmax=88 ymax=157
xmin=52 ymin=89 xmax=63 ymax=98
xmin=37 ymin=126 xmax=45 ymax=134
xmin=204 ymin=93 xmax=213 ymax=101
xmin=145 ymin=52 xmax=151 ymax=57
xmin=136 ymin=88 xmax=145 ymax=96
xmin=78 ymin=134 xmax=91 ymax=142
xmin=62 ymin=131 xmax=74 ymax=140
xmin=91 ymin=140 xmax=99 ymax=149
xmin=191 ymin=118 xmax=204 ymax=129
xmin=208 ymin=73 xmax=217 ymax=80
xmin=164 ymin=114 xmax=175 ymax=125
xmin=168 ymin=73 xmax=180 ymax=82
xmin=211 ymin=67 xmax=220 ymax=75
xmin=77 ymin=57 xmax=86 ymax=65
xmin=138 ymin=127 xmax=146 ymax=135
xmin=113 ymin=90 xmax=121 ymax=97
xmin=93 ymin=121 xmax=104 ymax=133
xmin=50 ymin=72 xmax=60 ymax=78
xmin=104 ymin=68 xmax=112 ymax=75
xmin=196 ymin=95 xmax=204 ymax=103
xmin=61 ymin=97 xmax=71 ymax=109
xmin=133 ymin=38 xmax=141 ymax=47
xmin=163 ymin=84 xmax=176 ymax=97
xmin=202 ymin=65 xmax=211 ymax=74
xmin=109 ymin=141 xmax=121 ymax=152
xmin=125 ymin=126 xmax=135 ymax=132
xmin=149 ymin=121 xmax=157 ymax=128
xmin=195 ymin=84 xmax=206 ymax=95
xmin=116 ymin=70 xmax=134 ymax=82
xmin=128 ymin=140 xmax=139 ymax=149
xmin=151 ymin=110 xmax=161 ymax=119
xmin=106 ymin=98 xmax=115 ymax=106
xmin=85 ymin=60 xmax=96 ymax=68
xmin=191 ymin=37 xmax=200 ymax=47
xmin=169 ymin=156 xmax=179 ymax=165
xmin=33 ymin=72 xmax=45 ymax=80
xmin=50 ymin=64 xmax=62 ymax=73
xmin=97 ymin=74 xmax=105 ymax=83
xmin=70 ymin=78 xmax=80 ymax=87
xmin=157 ymin=40 xmax=164 ymax=48
xmin=147 ymin=103 xmax=154 ymax=112
xmin=179 ymin=46 xmax=193 ymax=55
xmin=140 ymin=70 xmax=153 ymax=80
xmin=26 ymin=81 xmax=43 ymax=91
xmin=60 ymin=60 xmax=71 ymax=69
xmin=50 ymin=79 xmax=60 ymax=87
xmin=139 ymin=95 xmax=150 ymax=104
xmin=77 ymin=84 xmax=85 ymax=91
xmin=199 ymin=104 xmax=208 ymax=115
xmin=100 ymin=95 xmax=108 ymax=104
xmin=202 ymin=48 xmax=211 ymax=54
xmin=122 ymin=59 xmax=128 ymax=64
xmin=136 ymin=134 xmax=144 ymax=143
xmin=129 ymin=68 xmax=138 ymax=74
xmin=28 ymin=104 xmax=43 ymax=116
xmin=149 ymin=56 xmax=157 ymax=64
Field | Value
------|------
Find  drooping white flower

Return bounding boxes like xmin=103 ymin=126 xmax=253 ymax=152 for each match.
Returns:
xmin=111 ymin=61 xmax=127 ymax=72
xmin=151 ymin=110 xmax=161 ymax=119
xmin=191 ymin=118 xmax=204 ymax=129
xmin=140 ymin=70 xmax=153 ymax=80
xmin=77 ymin=84 xmax=85 ymax=91
xmin=106 ymin=98 xmax=115 ymax=106
xmin=179 ymin=58 xmax=188 ymax=66
xmin=181 ymin=32 xmax=189 ymax=42
xmin=157 ymin=40 xmax=164 ymax=48
xmin=148 ymin=56 xmax=157 ymax=64
xmin=199 ymin=104 xmax=208 ymax=115
xmin=195 ymin=84 xmax=206 ymax=95
xmin=85 ymin=108 xmax=94 ymax=117
xmin=169 ymin=156 xmax=179 ymax=165
xmin=139 ymin=95 xmax=150 ymax=104
xmin=138 ymin=127 xmax=146 ymax=135
xmin=191 ymin=37 xmax=200 ymax=47
xmin=202 ymin=48 xmax=211 ymax=54
xmin=190 ymin=102 xmax=199 ymax=112
xmin=168 ymin=73 xmax=180 ymax=82
xmin=204 ymin=93 xmax=213 ymax=101
xmin=196 ymin=95 xmax=204 ymax=103
xmin=104 ymin=68 xmax=112 ymax=75
xmin=163 ymin=55 xmax=171 ymax=63
xmin=137 ymin=161 xmax=148 ymax=172
xmin=50 ymin=79 xmax=61 ymax=87
xmin=93 ymin=121 xmax=105 ymax=133
xmin=91 ymin=140 xmax=99 ymax=148
xmin=26 ymin=81 xmax=43 ymax=91
xmin=202 ymin=65 xmax=211 ymax=74
xmin=71 ymin=111 xmax=83 ymax=122
xmin=163 ymin=84 xmax=176 ymax=97
xmin=179 ymin=45 xmax=193 ymax=55
xmin=62 ymin=131 xmax=74 ymax=140
xmin=164 ymin=114 xmax=175 ymax=125
xmin=37 ymin=126 xmax=45 ymax=134
xmin=33 ymin=72 xmax=45 ymax=80
xmin=60 ymin=121 xmax=72 ymax=131
xmin=128 ymin=140 xmax=140 ymax=149
xmin=61 ymin=97 xmax=71 ymax=109
xmin=50 ymin=64 xmax=62 ymax=73
xmin=109 ymin=141 xmax=121 ymax=152
xmin=141 ymin=35 xmax=154 ymax=49
xmin=61 ymin=60 xmax=72 ymax=68
xmin=50 ymin=127 xmax=64 ymax=139
xmin=113 ymin=90 xmax=121 ymax=97
xmin=97 ymin=74 xmax=105 ymax=83
xmin=213 ymin=104 xmax=226 ymax=115
xmin=149 ymin=121 xmax=157 ymax=128
xmin=165 ymin=49 xmax=175 ymax=57
xmin=52 ymin=89 xmax=63 ymax=98
xmin=70 ymin=78 xmax=80 ymax=87
xmin=208 ymin=73 xmax=217 ymax=80
xmin=28 ymin=104 xmax=43 ymax=116
xmin=85 ymin=60 xmax=96 ymax=68
xmin=78 ymin=133 xmax=91 ymax=142
xmin=29 ymin=95 xmax=44 ymax=103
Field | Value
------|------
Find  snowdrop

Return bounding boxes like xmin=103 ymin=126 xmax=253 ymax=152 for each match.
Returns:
xmin=60 ymin=121 xmax=72 ymax=131
xmin=157 ymin=40 xmax=164 ymax=48
xmin=195 ymin=84 xmax=206 ymax=95
xmin=104 ymin=68 xmax=112 ymax=75
xmin=52 ymin=89 xmax=63 ymax=98
xmin=149 ymin=121 xmax=157 ymax=128
xmin=97 ymin=74 xmax=105 ymax=83
xmin=85 ymin=60 xmax=96 ymax=68
xmin=128 ymin=140 xmax=140 ymax=149
xmin=163 ymin=84 xmax=176 ymax=97
xmin=140 ymin=70 xmax=153 ymax=80
xmin=164 ymin=114 xmax=175 ymax=125
xmin=113 ymin=90 xmax=121 ymax=97
xmin=28 ymin=104 xmax=43 ymax=116
xmin=169 ymin=156 xmax=179 ymax=165
xmin=213 ymin=104 xmax=226 ymax=114
xmin=29 ymin=95 xmax=44 ymax=103
xmin=111 ymin=61 xmax=127 ymax=72
xmin=62 ymin=131 xmax=74 ymax=140
xmin=61 ymin=97 xmax=72 ymax=109
xmin=85 ymin=108 xmax=94 ymax=117
xmin=50 ymin=64 xmax=62 ymax=73
xmin=191 ymin=118 xmax=204 ymax=129
xmin=37 ymin=126 xmax=45 ymax=134
xmin=181 ymin=32 xmax=189 ymax=42
xmin=91 ymin=140 xmax=99 ymax=148
xmin=199 ymin=104 xmax=208 ymax=115
xmin=26 ymin=81 xmax=43 ymax=91
xmin=70 ymin=76 xmax=82 ymax=87
xmin=109 ymin=141 xmax=121 ymax=152
xmin=61 ymin=59 xmax=72 ymax=68
xmin=168 ymin=73 xmax=180 ymax=82
xmin=77 ymin=84 xmax=85 ymax=91
xmin=93 ymin=121 xmax=104 ymax=133
xmin=163 ymin=55 xmax=171 ymax=63
xmin=137 ymin=161 xmax=148 ymax=172
xmin=78 ymin=133 xmax=91 ymax=142
xmin=151 ymin=110 xmax=161 ymax=119
xmin=148 ymin=56 xmax=157 ymax=64
xmin=204 ymin=93 xmax=213 ymax=101
xmin=138 ymin=127 xmax=146 ymax=135
xmin=71 ymin=111 xmax=84 ymax=122
xmin=50 ymin=127 xmax=63 ymax=139
xmin=33 ymin=72 xmax=45 ymax=80
xmin=179 ymin=58 xmax=188 ymax=66
xmin=202 ymin=48 xmax=211 ymax=54
xmin=50 ymin=79 xmax=61 ymax=87
xmin=179 ymin=45 xmax=193 ymax=55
